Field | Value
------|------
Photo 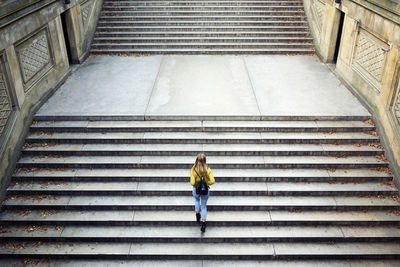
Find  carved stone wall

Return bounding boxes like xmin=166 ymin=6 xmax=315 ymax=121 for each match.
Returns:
xmin=394 ymin=82 xmax=400 ymax=127
xmin=0 ymin=56 xmax=12 ymax=144
xmin=312 ymin=0 xmax=325 ymax=31
xmin=16 ymin=29 xmax=52 ymax=91
xmin=81 ymin=0 xmax=94 ymax=31
xmin=0 ymin=0 xmax=104 ymax=200
xmin=352 ymin=30 xmax=388 ymax=91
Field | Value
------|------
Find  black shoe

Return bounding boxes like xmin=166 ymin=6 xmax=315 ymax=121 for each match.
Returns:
xmin=201 ymin=221 xmax=206 ymax=232
xmin=196 ymin=213 xmax=201 ymax=223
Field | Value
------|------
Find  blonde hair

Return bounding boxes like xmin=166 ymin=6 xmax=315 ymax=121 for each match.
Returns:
xmin=193 ymin=153 xmax=208 ymax=177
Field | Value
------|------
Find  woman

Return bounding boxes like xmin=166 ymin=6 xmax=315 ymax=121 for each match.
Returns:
xmin=190 ymin=153 xmax=215 ymax=232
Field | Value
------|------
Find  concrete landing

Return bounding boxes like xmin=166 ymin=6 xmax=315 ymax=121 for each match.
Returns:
xmin=37 ymin=55 xmax=370 ymax=118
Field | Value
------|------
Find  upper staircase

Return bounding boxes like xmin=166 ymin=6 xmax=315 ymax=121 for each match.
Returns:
xmin=90 ymin=0 xmax=315 ymax=54
xmin=1 ymin=116 xmax=400 ymax=265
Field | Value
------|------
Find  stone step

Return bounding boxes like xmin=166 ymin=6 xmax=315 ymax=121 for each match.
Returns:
xmin=101 ymin=6 xmax=304 ymax=11
xmin=90 ymin=43 xmax=314 ymax=49
xmin=12 ymin=168 xmax=393 ymax=183
xmin=104 ymin=0 xmax=304 ymax=2
xmin=99 ymin=10 xmax=306 ymax=16
xmin=21 ymin=143 xmax=384 ymax=157
xmin=1 ymin=210 xmax=399 ymax=226
xmin=9 ymin=182 xmax=398 ymax=196
xmin=3 ymin=196 xmax=400 ymax=211
xmin=25 ymin=131 xmax=380 ymax=144
xmin=94 ymin=31 xmax=311 ymax=37
xmin=103 ymin=1 xmax=304 ymax=6
xmin=15 ymin=155 xmax=389 ymax=169
xmin=32 ymin=115 xmax=372 ymax=121
xmin=102 ymin=5 xmax=304 ymax=8
xmin=90 ymin=48 xmax=315 ymax=55
xmin=96 ymin=23 xmax=310 ymax=28
xmin=30 ymin=120 xmax=373 ymax=132
xmin=7 ymin=181 xmax=397 ymax=196
xmin=1 ymin=226 xmax=400 ymax=243
xmin=0 ymin=242 xmax=399 ymax=259
xmin=104 ymin=0 xmax=304 ymax=1
xmin=2 ymin=260 xmax=399 ymax=267
xmin=98 ymin=15 xmax=307 ymax=21
xmin=92 ymin=37 xmax=314 ymax=44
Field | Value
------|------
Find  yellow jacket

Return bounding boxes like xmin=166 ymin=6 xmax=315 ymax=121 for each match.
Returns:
xmin=190 ymin=167 xmax=215 ymax=186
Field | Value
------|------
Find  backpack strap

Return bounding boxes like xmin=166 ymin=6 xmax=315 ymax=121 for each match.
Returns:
xmin=194 ymin=169 xmax=202 ymax=178
xmin=194 ymin=169 xmax=206 ymax=181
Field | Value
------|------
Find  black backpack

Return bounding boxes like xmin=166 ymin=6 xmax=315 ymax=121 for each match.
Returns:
xmin=195 ymin=170 xmax=209 ymax=195
xmin=196 ymin=177 xmax=209 ymax=195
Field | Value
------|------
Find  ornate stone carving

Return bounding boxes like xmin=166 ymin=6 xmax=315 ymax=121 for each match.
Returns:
xmin=354 ymin=33 xmax=385 ymax=82
xmin=352 ymin=30 xmax=388 ymax=91
xmin=81 ymin=0 xmax=93 ymax=29
xmin=17 ymin=30 xmax=51 ymax=87
xmin=312 ymin=0 xmax=325 ymax=31
xmin=0 ymin=66 xmax=12 ymax=141
xmin=394 ymin=84 xmax=400 ymax=126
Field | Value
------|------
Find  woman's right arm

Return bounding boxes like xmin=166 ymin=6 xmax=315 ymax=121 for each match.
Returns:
xmin=190 ymin=168 xmax=196 ymax=186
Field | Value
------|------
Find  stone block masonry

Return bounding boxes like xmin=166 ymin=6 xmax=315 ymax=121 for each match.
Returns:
xmin=303 ymin=0 xmax=400 ymax=186
xmin=0 ymin=0 xmax=103 ymax=200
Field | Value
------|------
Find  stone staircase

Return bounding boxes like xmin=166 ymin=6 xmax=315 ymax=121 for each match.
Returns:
xmin=1 ymin=116 xmax=400 ymax=265
xmin=90 ymin=0 xmax=315 ymax=54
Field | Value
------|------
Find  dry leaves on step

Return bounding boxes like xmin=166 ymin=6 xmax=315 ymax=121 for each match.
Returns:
xmin=38 ymin=209 xmax=59 ymax=217
xmin=375 ymin=155 xmax=388 ymax=162
xmin=364 ymin=131 xmax=378 ymax=136
xmin=39 ymin=181 xmax=64 ymax=189
xmin=31 ymin=194 xmax=56 ymax=201
xmin=20 ymin=225 xmax=48 ymax=233
xmin=334 ymin=154 xmax=348 ymax=158
xmin=352 ymin=143 xmax=383 ymax=149
xmin=23 ymin=142 xmax=56 ymax=149
xmin=0 ymin=225 xmax=9 ymax=234
xmin=33 ymin=131 xmax=53 ymax=136
xmin=17 ymin=168 xmax=38 ymax=173
xmin=364 ymin=119 xmax=375 ymax=126
xmin=371 ymin=167 xmax=393 ymax=175
xmin=18 ymin=210 xmax=32 ymax=216
xmin=38 ymin=154 xmax=64 ymax=159
xmin=320 ymin=241 xmax=336 ymax=245
xmin=382 ymin=181 xmax=398 ymax=189
xmin=368 ymin=143 xmax=383 ymax=149
xmin=320 ymin=168 xmax=336 ymax=172
xmin=14 ymin=242 xmax=28 ymax=250
xmin=44 ymin=121 xmax=55 ymax=125
xmin=289 ymin=209 xmax=303 ymax=213
xmin=390 ymin=195 xmax=400 ymax=203
xmin=389 ymin=210 xmax=400 ymax=216
xmin=32 ymin=242 xmax=42 ymax=248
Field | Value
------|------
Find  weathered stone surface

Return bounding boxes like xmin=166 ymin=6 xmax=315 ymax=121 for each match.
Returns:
xmin=304 ymin=0 xmax=400 ymax=183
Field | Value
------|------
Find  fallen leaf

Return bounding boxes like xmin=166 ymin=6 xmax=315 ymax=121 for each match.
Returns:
xmin=364 ymin=131 xmax=378 ymax=136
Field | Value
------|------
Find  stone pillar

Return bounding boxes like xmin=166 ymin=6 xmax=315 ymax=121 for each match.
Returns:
xmin=319 ymin=0 xmax=342 ymax=62
xmin=63 ymin=5 xmax=83 ymax=64
xmin=5 ymin=47 xmax=25 ymax=108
